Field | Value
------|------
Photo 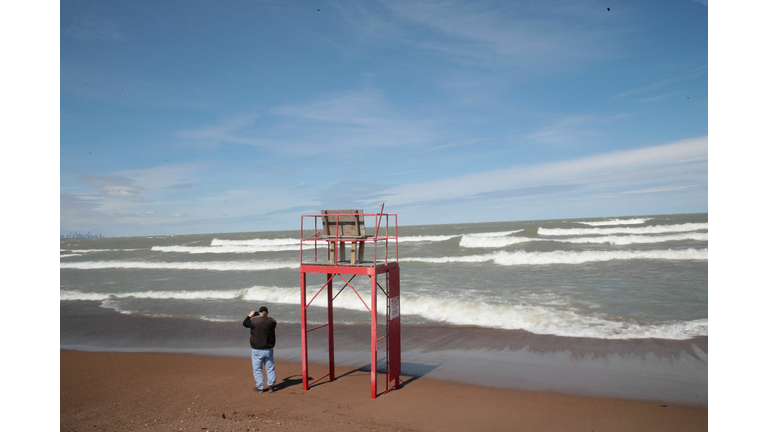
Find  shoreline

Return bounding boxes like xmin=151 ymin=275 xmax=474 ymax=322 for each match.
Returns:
xmin=60 ymin=349 xmax=707 ymax=431
xmin=61 ymin=305 xmax=708 ymax=406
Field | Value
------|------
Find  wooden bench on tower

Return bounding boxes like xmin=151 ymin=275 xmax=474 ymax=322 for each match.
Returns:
xmin=321 ymin=209 xmax=368 ymax=265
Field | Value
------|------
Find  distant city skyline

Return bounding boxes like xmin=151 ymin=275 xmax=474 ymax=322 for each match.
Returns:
xmin=61 ymin=231 xmax=104 ymax=239
xmin=60 ymin=0 xmax=708 ymax=237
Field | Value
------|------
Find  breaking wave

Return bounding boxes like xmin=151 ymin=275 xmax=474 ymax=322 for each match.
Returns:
xmin=397 ymin=235 xmax=459 ymax=243
xmin=539 ymin=223 xmax=708 ymax=236
xmin=152 ymin=244 xmax=304 ymax=253
xmin=59 ymin=260 xmax=298 ymax=271
xmin=401 ymin=248 xmax=707 ymax=265
xmin=552 ymin=232 xmax=708 ymax=245
xmin=459 ymin=232 xmax=707 ymax=248
xmin=61 ymin=286 xmax=707 ymax=340
xmin=211 ymin=238 xmax=299 ymax=247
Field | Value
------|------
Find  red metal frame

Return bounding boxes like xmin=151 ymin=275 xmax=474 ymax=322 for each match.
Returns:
xmin=299 ymin=210 xmax=401 ymax=399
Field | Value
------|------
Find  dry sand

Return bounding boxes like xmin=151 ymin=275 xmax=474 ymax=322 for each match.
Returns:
xmin=61 ymin=350 xmax=706 ymax=431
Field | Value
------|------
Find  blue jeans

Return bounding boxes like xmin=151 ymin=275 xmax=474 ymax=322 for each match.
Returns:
xmin=251 ymin=348 xmax=276 ymax=390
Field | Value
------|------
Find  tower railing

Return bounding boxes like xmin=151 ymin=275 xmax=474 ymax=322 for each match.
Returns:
xmin=299 ymin=210 xmax=398 ymax=267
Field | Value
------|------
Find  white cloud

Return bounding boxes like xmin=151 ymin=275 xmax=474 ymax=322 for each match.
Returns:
xmin=272 ymin=89 xmax=440 ymax=149
xmin=179 ymin=90 xmax=442 ymax=154
xmin=524 ymin=114 xmax=631 ymax=146
xmin=63 ymin=163 xmax=206 ymax=232
xmin=114 ymin=163 xmax=202 ymax=191
xmin=365 ymin=136 xmax=708 ymax=207
xmin=77 ymin=174 xmax=142 ymax=201
xmin=176 ymin=113 xmax=263 ymax=147
xmin=614 ymin=67 xmax=707 ymax=101
xmin=419 ymin=139 xmax=485 ymax=154
xmin=638 ymin=91 xmax=683 ymax=103
xmin=338 ymin=0 xmax=619 ymax=71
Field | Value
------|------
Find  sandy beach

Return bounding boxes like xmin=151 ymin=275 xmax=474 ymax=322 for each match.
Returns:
xmin=61 ymin=350 xmax=706 ymax=431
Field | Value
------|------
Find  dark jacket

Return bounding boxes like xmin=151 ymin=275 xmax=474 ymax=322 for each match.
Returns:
xmin=243 ymin=315 xmax=277 ymax=349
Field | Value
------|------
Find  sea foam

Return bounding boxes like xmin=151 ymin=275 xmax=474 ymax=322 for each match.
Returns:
xmin=539 ymin=222 xmax=708 ymax=236
xmin=459 ymin=232 xmax=707 ymax=248
xmin=61 ymin=286 xmax=707 ymax=340
xmin=59 ymin=260 xmax=299 ymax=271
xmin=401 ymin=295 xmax=707 ymax=339
xmin=396 ymin=235 xmax=459 ymax=243
xmin=211 ymin=238 xmax=299 ymax=246
xmin=554 ymin=232 xmax=708 ymax=245
xmin=401 ymin=248 xmax=708 ymax=266
xmin=152 ymin=244 xmax=306 ymax=253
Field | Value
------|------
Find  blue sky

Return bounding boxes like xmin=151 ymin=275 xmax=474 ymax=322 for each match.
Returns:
xmin=59 ymin=0 xmax=708 ymax=237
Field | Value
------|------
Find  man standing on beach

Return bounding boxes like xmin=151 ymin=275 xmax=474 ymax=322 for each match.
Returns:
xmin=243 ymin=306 xmax=277 ymax=393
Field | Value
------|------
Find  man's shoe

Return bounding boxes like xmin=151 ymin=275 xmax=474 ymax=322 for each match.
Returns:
xmin=268 ymin=385 xmax=275 ymax=393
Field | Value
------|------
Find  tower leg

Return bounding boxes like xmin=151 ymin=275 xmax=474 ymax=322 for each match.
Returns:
xmin=371 ymin=274 xmax=378 ymax=399
xmin=389 ymin=266 xmax=402 ymax=390
xmin=300 ymin=271 xmax=309 ymax=390
xmin=327 ymin=273 xmax=335 ymax=381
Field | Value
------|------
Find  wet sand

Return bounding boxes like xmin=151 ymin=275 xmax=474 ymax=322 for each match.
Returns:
xmin=60 ymin=307 xmax=708 ymax=406
xmin=60 ymin=350 xmax=706 ymax=431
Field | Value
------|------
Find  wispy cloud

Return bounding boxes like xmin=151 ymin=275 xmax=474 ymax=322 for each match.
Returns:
xmin=337 ymin=0 xmax=619 ymax=71
xmin=365 ymin=136 xmax=707 ymax=207
xmin=64 ymin=164 xmax=204 ymax=231
xmin=77 ymin=174 xmax=143 ymax=201
xmin=195 ymin=186 xmax=319 ymax=219
xmin=272 ymin=89 xmax=440 ymax=149
xmin=63 ymin=161 xmax=326 ymax=234
xmin=61 ymin=193 xmax=105 ymax=228
xmin=179 ymin=89 xmax=443 ymax=154
xmin=638 ymin=91 xmax=682 ymax=103
xmin=419 ymin=139 xmax=484 ymax=154
xmin=525 ymin=113 xmax=628 ymax=145
xmin=526 ymin=115 xmax=592 ymax=140
xmin=177 ymin=113 xmax=263 ymax=147
xmin=614 ymin=67 xmax=707 ymax=101
xmin=114 ymin=164 xmax=202 ymax=192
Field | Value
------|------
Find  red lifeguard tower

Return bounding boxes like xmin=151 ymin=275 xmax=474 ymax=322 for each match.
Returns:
xmin=299 ymin=207 xmax=401 ymax=399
